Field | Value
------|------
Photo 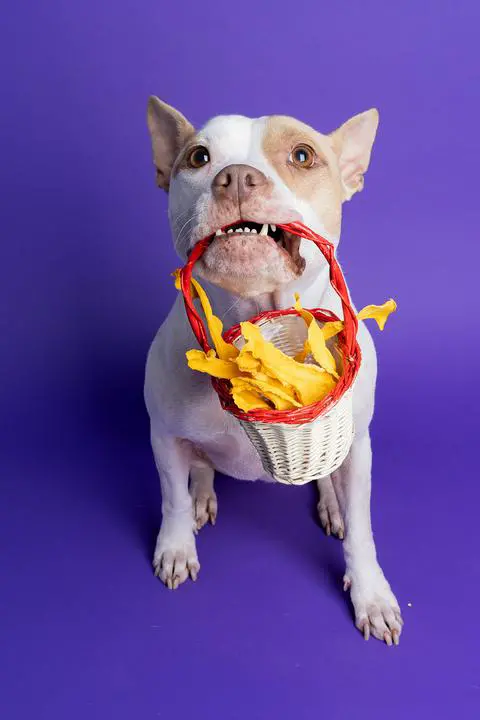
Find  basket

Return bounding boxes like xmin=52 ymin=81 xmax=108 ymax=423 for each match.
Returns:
xmin=179 ymin=222 xmax=362 ymax=485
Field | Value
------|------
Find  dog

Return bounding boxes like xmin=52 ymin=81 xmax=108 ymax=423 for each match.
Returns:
xmin=144 ymin=97 xmax=403 ymax=645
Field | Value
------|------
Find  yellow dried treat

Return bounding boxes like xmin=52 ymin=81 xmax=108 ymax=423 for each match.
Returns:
xmin=303 ymin=300 xmax=397 ymax=343
xmin=357 ymin=300 xmax=397 ymax=330
xmin=235 ymin=351 xmax=262 ymax=374
xmin=231 ymin=376 xmax=302 ymax=410
xmin=293 ymin=295 xmax=339 ymax=378
xmin=174 ymin=269 xmax=238 ymax=361
xmin=248 ymin=370 xmax=295 ymax=393
xmin=241 ymin=322 xmax=336 ymax=406
xmin=324 ymin=299 xmax=397 ymax=339
xmin=231 ymin=387 xmax=271 ymax=413
xmin=321 ymin=320 xmax=344 ymax=341
xmin=186 ymin=349 xmax=241 ymax=380
xmin=173 ymin=268 xmax=193 ymax=294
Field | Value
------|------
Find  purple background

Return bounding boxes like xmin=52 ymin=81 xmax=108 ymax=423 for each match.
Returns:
xmin=1 ymin=1 xmax=479 ymax=718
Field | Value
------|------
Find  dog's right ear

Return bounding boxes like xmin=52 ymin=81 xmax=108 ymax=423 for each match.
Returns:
xmin=147 ymin=96 xmax=195 ymax=191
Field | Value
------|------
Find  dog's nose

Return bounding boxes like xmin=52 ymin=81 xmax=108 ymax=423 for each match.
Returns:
xmin=212 ymin=164 xmax=268 ymax=203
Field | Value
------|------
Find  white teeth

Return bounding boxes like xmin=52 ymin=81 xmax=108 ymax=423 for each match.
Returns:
xmin=271 ymin=224 xmax=276 ymax=232
xmin=222 ymin=225 xmax=262 ymax=235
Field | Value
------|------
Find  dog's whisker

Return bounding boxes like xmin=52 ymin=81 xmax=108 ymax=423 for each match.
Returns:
xmin=221 ymin=295 xmax=242 ymax=321
xmin=172 ymin=209 xmax=193 ymax=230
xmin=175 ymin=216 xmax=196 ymax=236
xmin=176 ymin=216 xmax=197 ymax=250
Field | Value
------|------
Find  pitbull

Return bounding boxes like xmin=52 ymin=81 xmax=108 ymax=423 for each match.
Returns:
xmin=144 ymin=96 xmax=403 ymax=644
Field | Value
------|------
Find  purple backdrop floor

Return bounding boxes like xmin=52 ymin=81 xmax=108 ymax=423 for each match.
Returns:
xmin=2 ymin=386 xmax=478 ymax=720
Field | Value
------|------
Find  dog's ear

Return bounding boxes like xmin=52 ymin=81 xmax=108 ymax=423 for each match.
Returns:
xmin=147 ymin=96 xmax=195 ymax=191
xmin=330 ymin=109 xmax=379 ymax=201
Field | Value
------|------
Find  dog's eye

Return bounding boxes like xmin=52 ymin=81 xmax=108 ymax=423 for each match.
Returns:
xmin=290 ymin=144 xmax=316 ymax=168
xmin=187 ymin=146 xmax=210 ymax=169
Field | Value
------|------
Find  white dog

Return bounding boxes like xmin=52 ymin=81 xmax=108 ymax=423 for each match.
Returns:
xmin=144 ymin=97 xmax=403 ymax=645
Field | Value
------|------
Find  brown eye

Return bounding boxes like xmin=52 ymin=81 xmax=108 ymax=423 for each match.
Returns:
xmin=187 ymin=146 xmax=210 ymax=169
xmin=290 ymin=144 xmax=316 ymax=168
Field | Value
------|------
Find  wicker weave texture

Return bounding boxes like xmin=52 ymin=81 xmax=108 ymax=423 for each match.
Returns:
xmin=234 ymin=314 xmax=355 ymax=485
xmin=239 ymin=389 xmax=354 ymax=484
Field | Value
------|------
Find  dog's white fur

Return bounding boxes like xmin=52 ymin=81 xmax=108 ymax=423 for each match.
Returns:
xmin=144 ymin=98 xmax=402 ymax=644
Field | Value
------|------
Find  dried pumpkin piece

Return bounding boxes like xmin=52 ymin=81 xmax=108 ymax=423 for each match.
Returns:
xmin=260 ymin=393 xmax=299 ymax=411
xmin=235 ymin=351 xmax=296 ymax=394
xmin=321 ymin=320 xmax=344 ymax=341
xmin=232 ymin=386 xmax=294 ymax=412
xmin=234 ymin=351 xmax=262 ymax=374
xmin=240 ymin=322 xmax=336 ymax=405
xmin=174 ymin=269 xmax=238 ymax=361
xmin=293 ymin=294 xmax=339 ymax=378
xmin=357 ymin=299 xmax=397 ymax=330
xmin=231 ymin=376 xmax=301 ymax=409
xmin=247 ymin=370 xmax=296 ymax=394
xmin=231 ymin=387 xmax=270 ymax=412
xmin=186 ymin=349 xmax=240 ymax=379
xmin=321 ymin=299 xmax=397 ymax=340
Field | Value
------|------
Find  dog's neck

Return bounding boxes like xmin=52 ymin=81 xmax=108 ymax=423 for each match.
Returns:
xmin=198 ymin=261 xmax=337 ymax=330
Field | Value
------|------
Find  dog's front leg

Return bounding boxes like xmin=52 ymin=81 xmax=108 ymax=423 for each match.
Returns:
xmin=151 ymin=430 xmax=199 ymax=588
xmin=341 ymin=432 xmax=403 ymax=644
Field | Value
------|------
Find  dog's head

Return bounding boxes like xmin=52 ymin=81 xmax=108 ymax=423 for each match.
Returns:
xmin=147 ymin=98 xmax=378 ymax=297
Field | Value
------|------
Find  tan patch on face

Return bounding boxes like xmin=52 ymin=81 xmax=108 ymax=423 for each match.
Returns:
xmin=262 ymin=116 xmax=343 ymax=237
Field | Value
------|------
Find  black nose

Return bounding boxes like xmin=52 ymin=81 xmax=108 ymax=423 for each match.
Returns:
xmin=212 ymin=164 xmax=268 ymax=203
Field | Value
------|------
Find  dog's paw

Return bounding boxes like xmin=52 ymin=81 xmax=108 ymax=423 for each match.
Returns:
xmin=317 ymin=476 xmax=344 ymax=539
xmin=192 ymin=490 xmax=217 ymax=531
xmin=153 ymin=517 xmax=199 ymax=589
xmin=190 ymin=467 xmax=217 ymax=531
xmin=345 ymin=569 xmax=403 ymax=645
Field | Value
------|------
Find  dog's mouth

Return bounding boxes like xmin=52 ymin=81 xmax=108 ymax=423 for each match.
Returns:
xmin=202 ymin=220 xmax=305 ymax=275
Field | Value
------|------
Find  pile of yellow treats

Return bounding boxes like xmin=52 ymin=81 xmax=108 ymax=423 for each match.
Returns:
xmin=174 ymin=271 xmax=396 ymax=413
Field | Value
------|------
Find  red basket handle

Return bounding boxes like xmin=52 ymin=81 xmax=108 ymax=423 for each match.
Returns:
xmin=179 ymin=223 xmax=358 ymax=359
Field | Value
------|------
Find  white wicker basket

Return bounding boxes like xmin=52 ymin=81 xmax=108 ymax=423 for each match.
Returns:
xmin=233 ymin=314 xmax=355 ymax=485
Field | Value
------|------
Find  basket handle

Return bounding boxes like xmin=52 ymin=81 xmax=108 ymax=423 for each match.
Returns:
xmin=179 ymin=223 xmax=358 ymax=358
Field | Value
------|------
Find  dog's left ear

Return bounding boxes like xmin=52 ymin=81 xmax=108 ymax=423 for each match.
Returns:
xmin=330 ymin=109 xmax=379 ymax=201
xmin=147 ymin=96 xmax=195 ymax=191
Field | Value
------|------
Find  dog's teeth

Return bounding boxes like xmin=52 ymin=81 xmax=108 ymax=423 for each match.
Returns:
xmin=251 ymin=229 xmax=257 ymax=234
xmin=215 ymin=229 xmax=222 ymax=236
xmin=244 ymin=227 xmax=250 ymax=233
xmin=271 ymin=224 xmax=277 ymax=232
xmin=260 ymin=223 xmax=269 ymax=236
xmin=227 ymin=228 xmax=234 ymax=234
